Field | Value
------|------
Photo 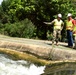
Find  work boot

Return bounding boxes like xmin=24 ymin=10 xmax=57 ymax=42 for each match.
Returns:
xmin=69 ymin=46 xmax=73 ymax=48
xmin=56 ymin=40 xmax=58 ymax=46
xmin=56 ymin=43 xmax=58 ymax=46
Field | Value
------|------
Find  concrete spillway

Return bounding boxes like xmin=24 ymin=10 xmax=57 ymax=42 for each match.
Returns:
xmin=0 ymin=35 xmax=76 ymax=61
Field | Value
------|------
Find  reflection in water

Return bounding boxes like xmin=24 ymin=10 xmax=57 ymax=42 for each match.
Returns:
xmin=42 ymin=62 xmax=76 ymax=75
xmin=0 ymin=54 xmax=45 ymax=75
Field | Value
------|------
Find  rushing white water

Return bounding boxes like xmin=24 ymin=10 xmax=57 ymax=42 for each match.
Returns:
xmin=0 ymin=54 xmax=45 ymax=75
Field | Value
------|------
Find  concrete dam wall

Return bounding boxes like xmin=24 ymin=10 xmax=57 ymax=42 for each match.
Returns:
xmin=0 ymin=35 xmax=76 ymax=61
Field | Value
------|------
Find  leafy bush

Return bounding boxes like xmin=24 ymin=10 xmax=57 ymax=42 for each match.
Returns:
xmin=46 ymin=30 xmax=53 ymax=40
xmin=4 ymin=18 xmax=36 ymax=38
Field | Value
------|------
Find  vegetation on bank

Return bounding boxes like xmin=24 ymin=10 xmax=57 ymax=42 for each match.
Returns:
xmin=0 ymin=0 xmax=76 ymax=40
xmin=0 ymin=19 xmax=36 ymax=38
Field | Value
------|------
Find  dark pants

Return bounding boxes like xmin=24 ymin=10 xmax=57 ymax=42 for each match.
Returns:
xmin=74 ymin=36 xmax=76 ymax=49
xmin=67 ymin=30 xmax=73 ymax=46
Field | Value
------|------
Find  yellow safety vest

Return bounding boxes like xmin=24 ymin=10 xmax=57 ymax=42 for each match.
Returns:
xmin=54 ymin=19 xmax=63 ymax=30
xmin=66 ymin=20 xmax=73 ymax=30
xmin=73 ymin=20 xmax=76 ymax=36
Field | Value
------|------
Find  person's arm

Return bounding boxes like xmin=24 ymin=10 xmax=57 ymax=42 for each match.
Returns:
xmin=44 ymin=20 xmax=55 ymax=25
xmin=61 ymin=21 xmax=64 ymax=30
xmin=72 ymin=19 xmax=75 ymax=25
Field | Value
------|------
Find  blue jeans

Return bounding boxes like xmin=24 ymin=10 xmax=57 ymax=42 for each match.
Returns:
xmin=67 ymin=30 xmax=73 ymax=46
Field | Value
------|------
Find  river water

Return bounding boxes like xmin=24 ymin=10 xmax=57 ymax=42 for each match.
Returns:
xmin=1 ymin=53 xmax=76 ymax=75
xmin=0 ymin=54 xmax=45 ymax=75
xmin=42 ymin=62 xmax=76 ymax=75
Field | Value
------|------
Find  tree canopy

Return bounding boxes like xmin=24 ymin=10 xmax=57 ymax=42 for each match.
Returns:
xmin=0 ymin=0 xmax=76 ymax=40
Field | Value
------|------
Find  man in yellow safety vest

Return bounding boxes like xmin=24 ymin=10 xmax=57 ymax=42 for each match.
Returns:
xmin=44 ymin=14 xmax=64 ymax=45
xmin=73 ymin=17 xmax=76 ymax=49
xmin=66 ymin=13 xmax=74 ymax=48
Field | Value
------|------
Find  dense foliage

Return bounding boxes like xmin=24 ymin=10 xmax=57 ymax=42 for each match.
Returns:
xmin=0 ymin=19 xmax=36 ymax=38
xmin=0 ymin=0 xmax=76 ymax=40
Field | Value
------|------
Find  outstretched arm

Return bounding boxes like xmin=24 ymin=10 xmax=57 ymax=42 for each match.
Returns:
xmin=44 ymin=20 xmax=55 ymax=25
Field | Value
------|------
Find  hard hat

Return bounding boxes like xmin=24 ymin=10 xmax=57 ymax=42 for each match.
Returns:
xmin=67 ymin=13 xmax=72 ymax=17
xmin=58 ymin=14 xmax=62 ymax=18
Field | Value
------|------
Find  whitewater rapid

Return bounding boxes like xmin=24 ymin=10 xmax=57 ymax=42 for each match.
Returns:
xmin=0 ymin=54 xmax=45 ymax=75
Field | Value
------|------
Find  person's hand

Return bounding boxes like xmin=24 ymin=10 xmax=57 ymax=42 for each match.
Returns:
xmin=43 ymin=22 xmax=47 ymax=24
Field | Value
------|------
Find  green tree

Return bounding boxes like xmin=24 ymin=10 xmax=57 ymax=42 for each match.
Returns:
xmin=0 ymin=0 xmax=76 ymax=39
xmin=4 ymin=19 xmax=36 ymax=38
